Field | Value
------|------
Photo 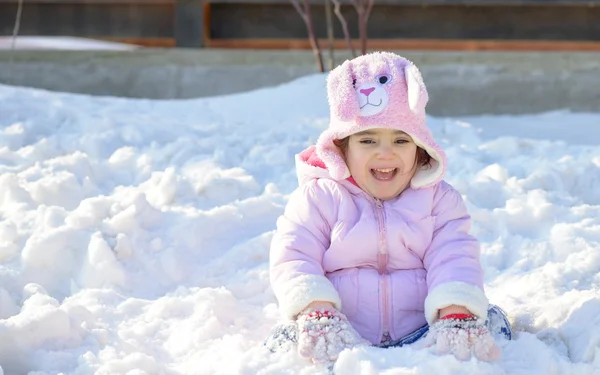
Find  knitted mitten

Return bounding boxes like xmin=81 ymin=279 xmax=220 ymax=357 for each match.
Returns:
xmin=296 ymin=303 xmax=370 ymax=364
xmin=422 ymin=313 xmax=501 ymax=361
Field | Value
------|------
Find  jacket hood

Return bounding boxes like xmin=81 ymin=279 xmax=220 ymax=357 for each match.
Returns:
xmin=295 ymin=145 xmax=334 ymax=186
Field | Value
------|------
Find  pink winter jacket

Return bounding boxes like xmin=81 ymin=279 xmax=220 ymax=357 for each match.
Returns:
xmin=269 ymin=146 xmax=489 ymax=345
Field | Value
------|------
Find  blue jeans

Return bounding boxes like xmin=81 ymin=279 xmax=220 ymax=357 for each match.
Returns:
xmin=377 ymin=304 xmax=512 ymax=348
xmin=265 ymin=304 xmax=512 ymax=352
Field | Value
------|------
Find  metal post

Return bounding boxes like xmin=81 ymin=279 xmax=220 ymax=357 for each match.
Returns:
xmin=175 ymin=0 xmax=204 ymax=48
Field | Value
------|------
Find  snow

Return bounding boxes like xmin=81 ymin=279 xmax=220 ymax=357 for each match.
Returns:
xmin=1 ymin=73 xmax=600 ymax=374
xmin=0 ymin=37 xmax=138 ymax=51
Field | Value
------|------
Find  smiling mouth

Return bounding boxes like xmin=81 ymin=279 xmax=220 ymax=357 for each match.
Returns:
xmin=360 ymin=98 xmax=383 ymax=109
xmin=371 ymin=168 xmax=397 ymax=180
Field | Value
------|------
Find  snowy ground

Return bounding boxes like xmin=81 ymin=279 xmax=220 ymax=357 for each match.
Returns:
xmin=0 ymin=37 xmax=138 ymax=50
xmin=0 ymin=74 xmax=599 ymax=375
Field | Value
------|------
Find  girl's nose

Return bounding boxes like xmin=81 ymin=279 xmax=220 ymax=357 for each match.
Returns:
xmin=377 ymin=143 xmax=395 ymax=158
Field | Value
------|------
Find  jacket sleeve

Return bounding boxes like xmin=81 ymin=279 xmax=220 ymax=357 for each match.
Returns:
xmin=423 ymin=182 xmax=489 ymax=324
xmin=269 ymin=179 xmax=342 ymax=319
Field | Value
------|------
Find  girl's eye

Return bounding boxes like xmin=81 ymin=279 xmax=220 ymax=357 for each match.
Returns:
xmin=395 ymin=139 xmax=409 ymax=144
xmin=359 ymin=139 xmax=374 ymax=144
xmin=377 ymin=74 xmax=392 ymax=85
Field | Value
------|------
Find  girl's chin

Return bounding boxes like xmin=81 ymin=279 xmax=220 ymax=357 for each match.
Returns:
xmin=368 ymin=186 xmax=406 ymax=200
xmin=356 ymin=177 xmax=411 ymax=200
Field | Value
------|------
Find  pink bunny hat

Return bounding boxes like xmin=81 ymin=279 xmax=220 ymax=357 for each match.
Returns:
xmin=316 ymin=51 xmax=446 ymax=189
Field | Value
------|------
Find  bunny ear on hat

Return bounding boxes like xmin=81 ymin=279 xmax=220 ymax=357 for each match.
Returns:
xmin=315 ymin=59 xmax=361 ymax=180
xmin=405 ymin=64 xmax=422 ymax=112
xmin=326 ymin=59 xmax=360 ymax=122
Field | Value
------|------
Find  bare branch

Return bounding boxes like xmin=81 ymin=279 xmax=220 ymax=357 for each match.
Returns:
xmin=11 ymin=0 xmax=24 ymax=51
xmin=331 ymin=0 xmax=356 ymax=57
xmin=302 ymin=0 xmax=324 ymax=72
xmin=290 ymin=0 xmax=307 ymax=21
xmin=290 ymin=0 xmax=324 ymax=72
xmin=350 ymin=0 xmax=373 ymax=55
xmin=365 ymin=0 xmax=375 ymax=20
xmin=324 ymin=0 xmax=335 ymax=70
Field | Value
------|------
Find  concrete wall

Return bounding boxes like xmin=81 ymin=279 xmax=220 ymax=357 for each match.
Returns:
xmin=1 ymin=49 xmax=599 ymax=116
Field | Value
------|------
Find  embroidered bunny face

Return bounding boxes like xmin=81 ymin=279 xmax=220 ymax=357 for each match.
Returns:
xmin=356 ymin=74 xmax=392 ymax=116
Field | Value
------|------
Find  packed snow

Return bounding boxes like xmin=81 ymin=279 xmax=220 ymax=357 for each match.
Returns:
xmin=0 ymin=73 xmax=599 ymax=374
xmin=0 ymin=37 xmax=138 ymax=50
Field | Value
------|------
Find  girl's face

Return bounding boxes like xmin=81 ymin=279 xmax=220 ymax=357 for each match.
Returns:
xmin=344 ymin=128 xmax=418 ymax=200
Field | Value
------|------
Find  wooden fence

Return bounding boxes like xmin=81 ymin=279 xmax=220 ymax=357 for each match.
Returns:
xmin=1 ymin=0 xmax=600 ymax=50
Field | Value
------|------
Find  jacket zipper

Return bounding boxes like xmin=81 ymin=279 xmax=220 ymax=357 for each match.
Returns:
xmin=374 ymin=198 xmax=390 ymax=341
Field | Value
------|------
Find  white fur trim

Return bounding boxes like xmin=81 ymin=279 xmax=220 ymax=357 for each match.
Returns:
xmin=424 ymin=281 xmax=489 ymax=324
xmin=410 ymin=137 xmax=444 ymax=188
xmin=278 ymin=274 xmax=342 ymax=319
xmin=295 ymin=152 xmax=331 ymax=186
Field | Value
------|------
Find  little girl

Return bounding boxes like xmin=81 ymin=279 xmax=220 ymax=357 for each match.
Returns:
xmin=266 ymin=52 xmax=512 ymax=364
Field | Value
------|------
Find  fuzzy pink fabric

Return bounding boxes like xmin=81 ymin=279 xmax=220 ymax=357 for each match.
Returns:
xmin=299 ymin=145 xmax=359 ymax=187
xmin=299 ymin=145 xmax=327 ymax=170
xmin=316 ymin=51 xmax=447 ymax=189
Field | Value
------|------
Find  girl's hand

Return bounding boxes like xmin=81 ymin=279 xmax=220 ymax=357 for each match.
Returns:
xmin=422 ymin=313 xmax=501 ymax=362
xmin=296 ymin=302 xmax=370 ymax=364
